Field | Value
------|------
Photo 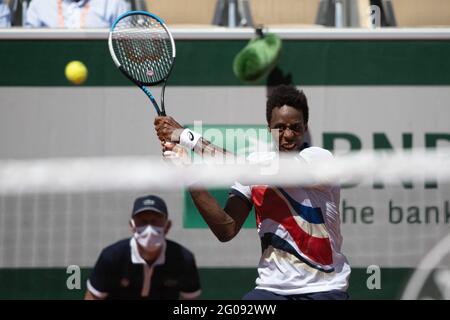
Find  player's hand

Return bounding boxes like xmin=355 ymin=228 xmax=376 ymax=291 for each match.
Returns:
xmin=162 ymin=142 xmax=191 ymax=166
xmin=154 ymin=116 xmax=184 ymax=143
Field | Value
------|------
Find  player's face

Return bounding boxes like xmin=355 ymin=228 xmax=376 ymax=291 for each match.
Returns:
xmin=269 ymin=105 xmax=307 ymax=152
xmin=132 ymin=211 xmax=167 ymax=229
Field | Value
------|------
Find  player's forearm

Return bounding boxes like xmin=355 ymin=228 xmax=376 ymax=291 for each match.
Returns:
xmin=176 ymin=127 xmax=234 ymax=159
xmin=154 ymin=118 xmax=235 ymax=159
xmin=188 ymin=188 xmax=237 ymax=242
xmin=193 ymin=138 xmax=234 ymax=159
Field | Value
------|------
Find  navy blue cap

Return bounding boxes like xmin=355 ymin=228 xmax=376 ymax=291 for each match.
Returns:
xmin=132 ymin=195 xmax=168 ymax=218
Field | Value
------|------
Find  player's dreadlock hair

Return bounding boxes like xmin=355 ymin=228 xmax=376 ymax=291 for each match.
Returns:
xmin=266 ymin=84 xmax=309 ymax=125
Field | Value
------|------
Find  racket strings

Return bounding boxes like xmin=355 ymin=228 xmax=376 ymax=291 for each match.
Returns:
xmin=111 ymin=14 xmax=174 ymax=84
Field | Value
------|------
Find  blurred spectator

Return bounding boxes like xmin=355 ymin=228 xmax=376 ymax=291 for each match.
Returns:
xmin=0 ymin=0 xmax=11 ymax=27
xmin=85 ymin=195 xmax=201 ymax=300
xmin=26 ymin=0 xmax=130 ymax=28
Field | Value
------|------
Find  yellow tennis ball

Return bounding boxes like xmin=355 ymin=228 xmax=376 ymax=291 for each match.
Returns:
xmin=65 ymin=60 xmax=88 ymax=85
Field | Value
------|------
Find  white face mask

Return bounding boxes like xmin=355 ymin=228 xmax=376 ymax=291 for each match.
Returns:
xmin=133 ymin=223 xmax=166 ymax=252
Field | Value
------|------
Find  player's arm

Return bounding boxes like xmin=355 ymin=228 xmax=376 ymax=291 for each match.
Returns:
xmin=154 ymin=116 xmax=231 ymax=159
xmin=154 ymin=116 xmax=251 ymax=241
xmin=162 ymin=143 xmax=251 ymax=241
xmin=189 ymin=190 xmax=251 ymax=242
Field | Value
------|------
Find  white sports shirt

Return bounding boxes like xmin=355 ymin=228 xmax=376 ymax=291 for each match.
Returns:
xmin=230 ymin=146 xmax=351 ymax=295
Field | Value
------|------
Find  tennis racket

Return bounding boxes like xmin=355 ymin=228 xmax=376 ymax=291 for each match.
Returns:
xmin=108 ymin=11 xmax=176 ymax=116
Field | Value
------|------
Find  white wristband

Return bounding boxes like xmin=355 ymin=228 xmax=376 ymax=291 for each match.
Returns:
xmin=179 ymin=128 xmax=202 ymax=150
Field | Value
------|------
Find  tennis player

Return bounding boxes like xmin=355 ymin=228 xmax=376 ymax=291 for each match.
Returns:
xmin=85 ymin=195 xmax=201 ymax=300
xmin=154 ymin=84 xmax=351 ymax=300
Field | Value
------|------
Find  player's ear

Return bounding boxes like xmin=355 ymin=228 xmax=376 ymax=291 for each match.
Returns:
xmin=164 ymin=219 xmax=172 ymax=235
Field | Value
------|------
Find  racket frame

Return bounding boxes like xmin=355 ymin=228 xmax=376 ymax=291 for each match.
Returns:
xmin=108 ymin=11 xmax=176 ymax=116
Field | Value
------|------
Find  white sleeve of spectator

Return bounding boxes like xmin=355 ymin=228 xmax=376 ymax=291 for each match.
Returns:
xmin=180 ymin=289 xmax=202 ymax=300
xmin=117 ymin=0 xmax=131 ymax=16
xmin=0 ymin=3 xmax=11 ymax=27
xmin=86 ymin=279 xmax=108 ymax=299
xmin=24 ymin=0 xmax=41 ymax=27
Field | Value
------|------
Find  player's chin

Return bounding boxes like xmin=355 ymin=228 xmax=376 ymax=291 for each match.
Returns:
xmin=279 ymin=144 xmax=301 ymax=153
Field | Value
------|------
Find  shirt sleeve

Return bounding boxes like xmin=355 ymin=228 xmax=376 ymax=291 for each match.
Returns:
xmin=298 ymin=147 xmax=336 ymax=190
xmin=229 ymin=182 xmax=253 ymax=209
xmin=87 ymin=249 xmax=118 ymax=298
xmin=179 ymin=250 xmax=202 ymax=299
xmin=298 ymin=146 xmax=334 ymax=163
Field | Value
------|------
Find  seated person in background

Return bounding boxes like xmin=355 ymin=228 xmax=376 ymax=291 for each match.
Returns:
xmin=26 ymin=0 xmax=129 ymax=28
xmin=0 ymin=0 xmax=11 ymax=27
xmin=85 ymin=195 xmax=202 ymax=300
